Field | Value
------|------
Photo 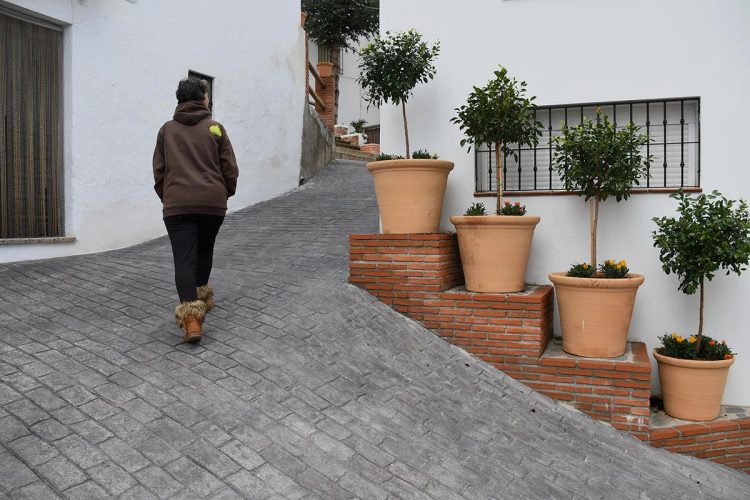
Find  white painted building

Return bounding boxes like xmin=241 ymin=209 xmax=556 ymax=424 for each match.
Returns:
xmin=0 ymin=0 xmax=306 ymax=263
xmin=379 ymin=0 xmax=750 ymax=405
xmin=337 ymin=38 xmax=380 ymax=135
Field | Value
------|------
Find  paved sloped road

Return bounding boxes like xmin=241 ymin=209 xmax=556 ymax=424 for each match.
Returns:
xmin=1 ymin=160 xmax=748 ymax=499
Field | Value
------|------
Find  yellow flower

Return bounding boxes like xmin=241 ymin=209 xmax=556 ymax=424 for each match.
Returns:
xmin=619 ymin=259 xmax=627 ymax=267
xmin=689 ymin=335 xmax=697 ymax=343
xmin=209 ymin=124 xmax=222 ymax=137
xmin=676 ymin=336 xmax=685 ymax=343
xmin=582 ymin=263 xmax=589 ymax=269
xmin=671 ymin=332 xmax=678 ymax=339
xmin=616 ymin=264 xmax=622 ymax=270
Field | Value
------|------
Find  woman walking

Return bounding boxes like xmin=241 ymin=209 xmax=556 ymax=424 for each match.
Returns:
xmin=153 ymin=78 xmax=239 ymax=342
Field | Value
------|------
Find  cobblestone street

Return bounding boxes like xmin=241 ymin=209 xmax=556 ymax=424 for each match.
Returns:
xmin=1 ymin=161 xmax=748 ymax=499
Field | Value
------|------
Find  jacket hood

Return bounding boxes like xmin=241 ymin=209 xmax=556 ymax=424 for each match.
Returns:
xmin=173 ymin=101 xmax=211 ymax=125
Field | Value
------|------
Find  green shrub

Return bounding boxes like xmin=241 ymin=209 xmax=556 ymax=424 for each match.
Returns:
xmin=599 ymin=258 xmax=629 ymax=279
xmin=411 ymin=149 xmax=438 ymax=159
xmin=567 ymin=262 xmax=595 ymax=278
xmin=374 ymin=153 xmax=405 ymax=161
xmin=657 ymin=333 xmax=734 ymax=361
xmin=464 ymin=202 xmax=487 ymax=216
xmin=498 ymin=201 xmax=526 ymax=216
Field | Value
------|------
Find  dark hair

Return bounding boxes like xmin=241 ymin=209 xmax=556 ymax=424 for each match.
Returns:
xmin=175 ymin=78 xmax=208 ymax=103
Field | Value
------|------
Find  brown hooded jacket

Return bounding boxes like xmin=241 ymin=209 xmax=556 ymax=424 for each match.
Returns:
xmin=153 ymin=101 xmax=239 ymax=217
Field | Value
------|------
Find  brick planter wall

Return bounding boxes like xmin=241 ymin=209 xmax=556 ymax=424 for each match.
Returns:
xmin=349 ymin=232 xmax=748 ymax=471
xmin=650 ymin=419 xmax=750 ymax=472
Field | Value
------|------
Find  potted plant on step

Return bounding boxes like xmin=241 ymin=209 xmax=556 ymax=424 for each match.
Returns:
xmin=449 ymin=66 xmax=543 ymax=292
xmin=548 ymin=109 xmax=652 ymax=357
xmin=358 ymin=29 xmax=453 ymax=234
xmin=652 ymin=190 xmax=750 ymax=421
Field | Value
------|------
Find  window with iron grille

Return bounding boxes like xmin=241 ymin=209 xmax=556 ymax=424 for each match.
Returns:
xmin=0 ymin=10 xmax=64 ymax=238
xmin=474 ymin=97 xmax=700 ymax=194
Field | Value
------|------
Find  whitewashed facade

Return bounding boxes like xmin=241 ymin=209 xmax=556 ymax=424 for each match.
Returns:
xmin=379 ymin=0 xmax=750 ymax=405
xmin=0 ymin=0 xmax=306 ymax=263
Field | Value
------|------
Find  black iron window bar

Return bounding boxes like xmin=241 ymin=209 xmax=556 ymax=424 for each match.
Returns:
xmin=474 ymin=97 xmax=700 ymax=194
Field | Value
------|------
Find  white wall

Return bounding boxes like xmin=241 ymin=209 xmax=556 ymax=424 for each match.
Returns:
xmin=1 ymin=0 xmax=305 ymax=262
xmin=380 ymin=0 xmax=750 ymax=405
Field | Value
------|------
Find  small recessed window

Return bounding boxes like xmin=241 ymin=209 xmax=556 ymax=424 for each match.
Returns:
xmin=188 ymin=70 xmax=214 ymax=112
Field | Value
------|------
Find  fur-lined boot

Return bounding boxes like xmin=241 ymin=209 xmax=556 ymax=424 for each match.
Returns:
xmin=174 ymin=300 xmax=207 ymax=343
xmin=196 ymin=285 xmax=214 ymax=312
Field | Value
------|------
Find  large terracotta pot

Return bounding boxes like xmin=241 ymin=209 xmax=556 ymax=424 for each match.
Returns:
xmin=548 ymin=272 xmax=645 ymax=358
xmin=367 ymin=159 xmax=454 ymax=234
xmin=653 ymin=349 xmax=734 ymax=421
xmin=450 ymin=215 xmax=540 ymax=292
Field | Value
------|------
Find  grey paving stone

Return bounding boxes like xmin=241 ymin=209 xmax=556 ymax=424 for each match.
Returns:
xmin=135 ymin=436 xmax=181 ymax=466
xmin=87 ymin=461 xmax=136 ymax=496
xmin=9 ymin=434 xmax=59 ymax=466
xmin=11 ymin=482 xmax=62 ymax=500
xmin=147 ymin=417 xmax=196 ymax=450
xmin=98 ymin=437 xmax=150 ymax=473
xmin=134 ymin=465 xmax=184 ymax=499
xmin=5 ymin=398 xmax=49 ymax=425
xmin=58 ymin=386 xmax=96 ymax=407
xmin=25 ymin=387 xmax=67 ymax=411
xmin=79 ymin=398 xmax=119 ymax=421
xmin=55 ymin=434 xmax=106 ymax=469
xmin=184 ymin=440 xmax=240 ymax=478
xmin=0 ymin=415 xmax=30 ymax=442
xmin=164 ymin=457 xmax=224 ymax=497
xmin=62 ymin=481 xmax=109 ymax=500
xmin=0 ymin=449 xmax=38 ymax=491
xmin=69 ymin=420 xmax=112 ymax=444
xmin=219 ymin=440 xmax=265 ymax=471
xmin=118 ymin=485 xmax=158 ymax=500
xmin=0 ymin=382 xmax=22 ymax=404
xmin=119 ymin=397 xmax=162 ymax=423
xmin=35 ymin=455 xmax=87 ymax=491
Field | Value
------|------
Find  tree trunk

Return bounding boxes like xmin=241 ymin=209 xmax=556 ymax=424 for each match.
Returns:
xmin=696 ymin=277 xmax=704 ymax=355
xmin=589 ymin=196 xmax=600 ymax=267
xmin=495 ymin=143 xmax=503 ymax=213
xmin=402 ymin=99 xmax=410 ymax=159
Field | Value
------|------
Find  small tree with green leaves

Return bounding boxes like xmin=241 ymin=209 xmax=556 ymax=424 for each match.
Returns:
xmin=302 ymin=0 xmax=379 ymax=51
xmin=451 ymin=66 xmax=542 ymax=213
xmin=358 ymin=30 xmax=440 ymax=159
xmin=552 ymin=110 xmax=651 ymax=267
xmin=652 ymin=190 xmax=750 ymax=356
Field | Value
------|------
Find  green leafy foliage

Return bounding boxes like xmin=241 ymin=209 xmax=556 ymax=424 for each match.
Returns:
xmin=451 ymin=66 xmax=543 ymax=158
xmin=302 ymin=0 xmax=379 ymax=50
xmin=498 ymin=201 xmax=526 ymax=216
xmin=652 ymin=191 xmax=750 ymax=296
xmin=464 ymin=202 xmax=487 ymax=216
xmin=567 ymin=262 xmax=595 ymax=278
xmin=358 ymin=30 xmax=440 ymax=109
xmin=374 ymin=153 xmax=405 ymax=161
xmin=657 ymin=333 xmax=734 ymax=361
xmin=599 ymin=258 xmax=629 ymax=279
xmin=551 ymin=109 xmax=652 ymax=203
xmin=350 ymin=119 xmax=367 ymax=134
xmin=411 ymin=149 xmax=439 ymax=159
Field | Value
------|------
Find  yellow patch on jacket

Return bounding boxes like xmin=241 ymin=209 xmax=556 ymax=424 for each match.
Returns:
xmin=209 ymin=124 xmax=222 ymax=137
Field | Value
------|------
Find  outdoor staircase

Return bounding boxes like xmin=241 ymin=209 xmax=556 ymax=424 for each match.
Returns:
xmin=349 ymin=232 xmax=750 ymax=474
xmin=335 ymin=138 xmax=377 ymax=162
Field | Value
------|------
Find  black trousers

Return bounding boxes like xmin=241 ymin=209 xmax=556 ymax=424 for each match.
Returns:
xmin=164 ymin=214 xmax=224 ymax=302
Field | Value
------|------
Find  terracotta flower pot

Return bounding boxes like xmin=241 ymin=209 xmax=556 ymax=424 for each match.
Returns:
xmin=367 ymin=159 xmax=454 ymax=234
xmin=317 ymin=62 xmax=333 ymax=78
xmin=653 ymin=349 xmax=734 ymax=421
xmin=548 ymin=272 xmax=645 ymax=358
xmin=450 ymin=215 xmax=540 ymax=292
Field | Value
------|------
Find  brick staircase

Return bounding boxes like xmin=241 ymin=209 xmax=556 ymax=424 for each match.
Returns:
xmin=349 ymin=232 xmax=750 ymax=473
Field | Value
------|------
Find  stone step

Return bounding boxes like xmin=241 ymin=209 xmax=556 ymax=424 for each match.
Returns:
xmin=335 ymin=146 xmax=376 ymax=162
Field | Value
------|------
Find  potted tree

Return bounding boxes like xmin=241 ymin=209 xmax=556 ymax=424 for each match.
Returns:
xmin=548 ymin=109 xmax=651 ymax=357
xmin=652 ymin=190 xmax=750 ymax=421
xmin=358 ymin=29 xmax=453 ymax=234
xmin=449 ymin=66 xmax=543 ymax=292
